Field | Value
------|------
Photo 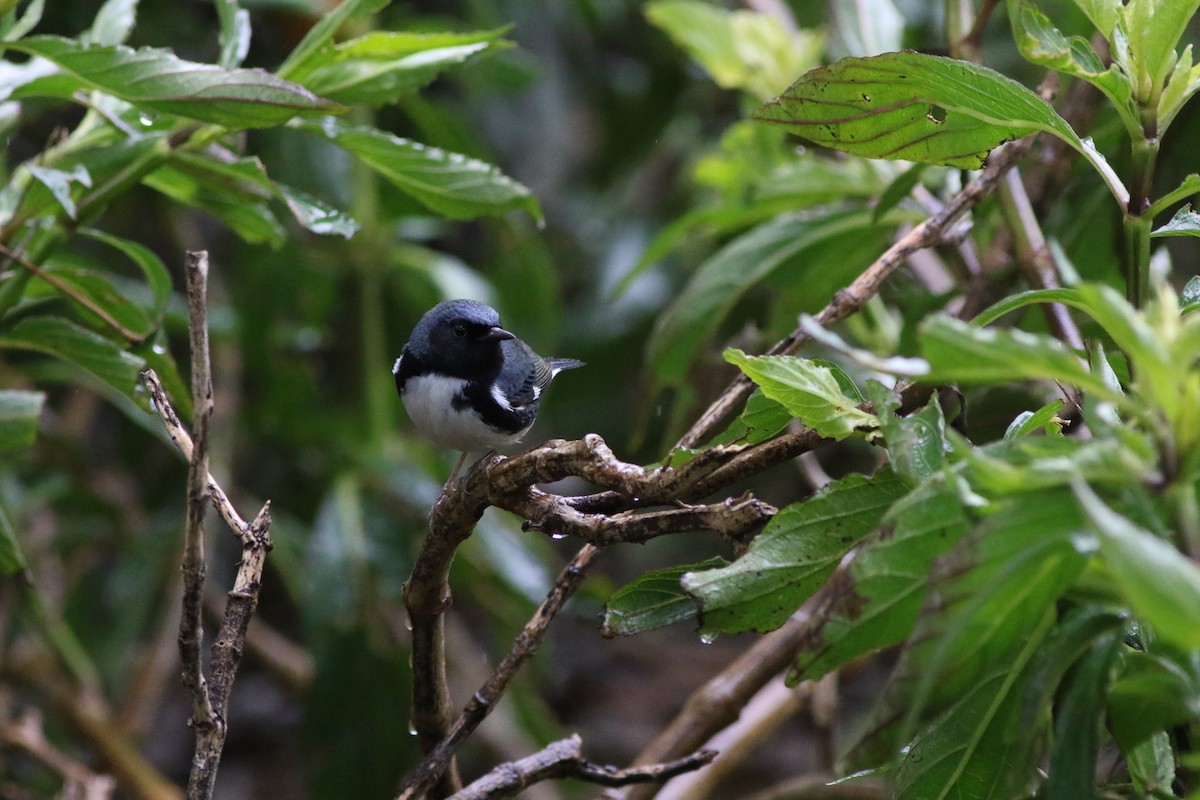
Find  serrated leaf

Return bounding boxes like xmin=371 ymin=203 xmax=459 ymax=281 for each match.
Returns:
xmin=755 ymin=51 xmax=1083 ymax=169
xmin=920 ymin=315 xmax=1118 ymax=401
xmin=683 ymin=468 xmax=910 ymax=634
xmin=1151 ymin=203 xmax=1200 ymax=237
xmin=0 ymin=389 xmax=44 ymax=451
xmin=725 ymin=349 xmax=877 ymax=441
xmin=648 ymin=210 xmax=890 ymax=385
xmin=0 ymin=316 xmax=144 ymax=396
xmin=792 ymin=479 xmax=969 ymax=683
xmin=603 ymin=557 xmax=726 ymax=636
xmin=1075 ymin=480 xmax=1200 ymax=651
xmin=294 ymin=117 xmax=540 ymax=221
xmin=5 ymin=35 xmax=341 ymax=129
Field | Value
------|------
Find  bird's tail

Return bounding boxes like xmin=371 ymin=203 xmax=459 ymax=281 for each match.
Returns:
xmin=549 ymin=357 xmax=585 ymax=374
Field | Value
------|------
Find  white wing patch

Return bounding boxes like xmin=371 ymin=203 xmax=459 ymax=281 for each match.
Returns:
xmin=490 ymin=383 xmax=513 ymax=411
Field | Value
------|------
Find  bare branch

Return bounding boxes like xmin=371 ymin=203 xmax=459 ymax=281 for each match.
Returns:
xmin=180 ymin=250 xmax=217 ymax=745
xmin=447 ymin=735 xmax=716 ymax=800
xmin=0 ymin=707 xmax=116 ymax=800
xmin=140 ymin=251 xmax=274 ymax=800
xmin=397 ymin=545 xmax=600 ymax=800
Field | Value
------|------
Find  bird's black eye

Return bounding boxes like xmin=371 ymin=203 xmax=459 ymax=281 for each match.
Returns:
xmin=452 ymin=323 xmax=467 ymax=339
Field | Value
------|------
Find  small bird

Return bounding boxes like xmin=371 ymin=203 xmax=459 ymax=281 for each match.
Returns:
xmin=393 ymin=299 xmax=583 ymax=487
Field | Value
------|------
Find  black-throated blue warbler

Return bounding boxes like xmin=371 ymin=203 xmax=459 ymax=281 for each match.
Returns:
xmin=393 ymin=299 xmax=583 ymax=486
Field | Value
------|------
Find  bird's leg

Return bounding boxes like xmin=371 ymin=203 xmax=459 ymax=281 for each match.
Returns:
xmin=442 ymin=451 xmax=470 ymax=493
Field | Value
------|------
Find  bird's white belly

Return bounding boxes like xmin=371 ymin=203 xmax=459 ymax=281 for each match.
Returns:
xmin=402 ymin=374 xmax=527 ymax=452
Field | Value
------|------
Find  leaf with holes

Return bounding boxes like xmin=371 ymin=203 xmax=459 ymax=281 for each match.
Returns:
xmin=755 ymin=51 xmax=1082 ymax=169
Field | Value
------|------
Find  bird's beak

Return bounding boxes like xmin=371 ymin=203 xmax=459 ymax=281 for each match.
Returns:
xmin=478 ymin=326 xmax=515 ymax=342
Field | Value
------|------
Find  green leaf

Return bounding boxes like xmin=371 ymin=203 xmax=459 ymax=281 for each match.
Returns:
xmin=1158 ymin=45 xmax=1200 ymax=133
xmin=682 ymin=468 xmax=911 ymax=634
xmin=2 ymin=0 xmax=43 ymax=42
xmin=1151 ymin=203 xmax=1200 ymax=237
xmin=0 ymin=502 xmax=28 ymax=576
xmin=85 ymin=0 xmax=137 ymax=47
xmin=866 ymin=381 xmax=945 ymax=482
xmin=755 ymin=51 xmax=1083 ymax=169
xmin=276 ymin=0 xmax=389 ymax=80
xmin=646 ymin=0 xmax=822 ymax=100
xmin=872 ymin=162 xmax=926 ymax=222
xmin=725 ymin=349 xmax=877 ymax=441
xmin=850 ymin=490 xmax=1088 ymax=770
xmin=602 ymin=557 xmax=726 ymax=636
xmin=215 ymin=0 xmax=251 ymax=68
xmin=1127 ymin=731 xmax=1176 ymax=798
xmin=294 ymin=117 xmax=540 ymax=221
xmin=1182 ymin=275 xmax=1200 ymax=314
xmin=5 ymin=36 xmax=341 ymax=129
xmin=1147 ymin=174 xmax=1200 ymax=221
xmin=1004 ymin=399 xmax=1066 ymax=439
xmin=303 ymin=30 xmax=507 ymax=106
xmin=142 ymin=163 xmax=285 ymax=246
xmin=792 ymin=478 xmax=969 ymax=682
xmin=920 ymin=315 xmax=1119 ymax=401
xmin=40 ymin=263 xmax=155 ymax=338
xmin=0 ymin=389 xmax=44 ymax=451
xmin=1074 ymin=479 xmax=1200 ymax=651
xmin=892 ymin=610 xmax=1054 ymax=800
xmin=1108 ymin=650 xmax=1200 ymax=751
xmin=1040 ymin=615 xmax=1125 ymax=800
xmin=275 ymin=183 xmax=359 ymax=238
xmin=1072 ymin=0 xmax=1119 ymax=36
xmin=1121 ymin=0 xmax=1200 ymax=103
xmin=0 ymin=316 xmax=144 ymax=396
xmin=970 ymin=287 xmax=1084 ymax=327
xmin=26 ymin=163 xmax=91 ymax=219
xmin=78 ymin=228 xmax=172 ymax=318
xmin=1008 ymin=0 xmax=1136 ymax=136
xmin=647 ymin=210 xmax=890 ymax=385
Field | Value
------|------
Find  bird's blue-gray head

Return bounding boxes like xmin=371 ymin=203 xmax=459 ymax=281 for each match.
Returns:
xmin=405 ymin=299 xmax=515 ymax=378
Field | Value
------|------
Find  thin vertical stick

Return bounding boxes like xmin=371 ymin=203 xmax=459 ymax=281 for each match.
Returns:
xmin=180 ymin=251 xmax=218 ymax=765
